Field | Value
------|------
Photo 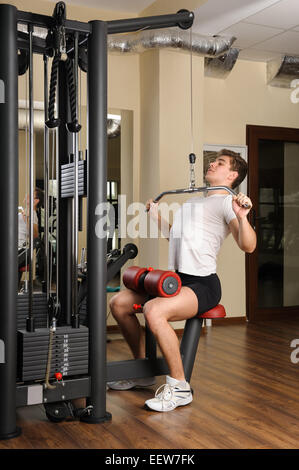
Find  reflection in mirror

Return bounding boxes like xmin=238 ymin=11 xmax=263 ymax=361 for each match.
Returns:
xmin=18 ymin=108 xmax=57 ymax=294
xmin=18 ymin=104 xmax=133 ymax=296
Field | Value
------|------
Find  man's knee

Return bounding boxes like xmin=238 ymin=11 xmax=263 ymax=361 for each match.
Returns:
xmin=109 ymin=291 xmax=133 ymax=319
xmin=143 ymin=302 xmax=164 ymax=333
xmin=109 ymin=293 xmax=127 ymax=316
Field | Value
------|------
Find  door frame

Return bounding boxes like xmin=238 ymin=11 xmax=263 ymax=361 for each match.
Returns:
xmin=246 ymin=124 xmax=299 ymax=321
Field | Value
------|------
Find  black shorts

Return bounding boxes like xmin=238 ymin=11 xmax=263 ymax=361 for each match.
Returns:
xmin=176 ymin=271 xmax=222 ymax=316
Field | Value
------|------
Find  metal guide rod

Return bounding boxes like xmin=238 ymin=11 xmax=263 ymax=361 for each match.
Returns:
xmin=24 ymin=70 xmax=29 ymax=293
xmin=55 ymin=126 xmax=60 ymax=300
xmin=72 ymin=31 xmax=79 ymax=324
xmin=43 ymin=55 xmax=50 ymax=303
xmin=27 ymin=24 xmax=35 ymax=332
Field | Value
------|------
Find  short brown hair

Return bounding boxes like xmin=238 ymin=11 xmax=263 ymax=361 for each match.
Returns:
xmin=217 ymin=149 xmax=247 ymax=189
xmin=35 ymin=187 xmax=44 ymax=209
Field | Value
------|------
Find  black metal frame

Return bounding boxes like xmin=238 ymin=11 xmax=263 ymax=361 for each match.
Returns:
xmin=0 ymin=3 xmax=195 ymax=438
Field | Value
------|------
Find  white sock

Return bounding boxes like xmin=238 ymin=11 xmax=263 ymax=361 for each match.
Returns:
xmin=166 ymin=375 xmax=189 ymax=389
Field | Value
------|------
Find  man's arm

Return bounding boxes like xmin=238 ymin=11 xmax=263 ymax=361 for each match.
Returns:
xmin=22 ymin=212 xmax=39 ymax=239
xmin=146 ymin=199 xmax=172 ymax=241
xmin=229 ymin=193 xmax=257 ymax=253
xmin=33 ymin=223 xmax=39 ymax=239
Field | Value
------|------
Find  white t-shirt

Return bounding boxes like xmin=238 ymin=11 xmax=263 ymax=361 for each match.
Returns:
xmin=168 ymin=194 xmax=237 ymax=276
xmin=18 ymin=211 xmax=38 ymax=249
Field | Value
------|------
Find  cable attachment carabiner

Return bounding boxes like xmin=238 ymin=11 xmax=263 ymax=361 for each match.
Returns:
xmin=53 ymin=2 xmax=67 ymax=59
xmin=189 ymin=153 xmax=196 ymax=189
xmin=45 ymin=2 xmax=67 ymax=129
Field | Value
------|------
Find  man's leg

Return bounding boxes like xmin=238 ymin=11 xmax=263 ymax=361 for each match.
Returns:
xmin=142 ymin=286 xmax=198 ymax=381
xmin=109 ymin=288 xmax=149 ymax=359
xmin=108 ymin=289 xmax=157 ymax=390
xmin=142 ymin=287 xmax=198 ymax=412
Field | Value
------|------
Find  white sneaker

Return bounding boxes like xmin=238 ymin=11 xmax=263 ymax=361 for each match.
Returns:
xmin=145 ymin=376 xmax=193 ymax=412
xmin=107 ymin=377 xmax=156 ymax=390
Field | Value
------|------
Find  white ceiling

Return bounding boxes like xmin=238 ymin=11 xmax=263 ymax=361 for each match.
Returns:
xmin=193 ymin=0 xmax=299 ymax=62
xmin=53 ymin=0 xmax=299 ymax=61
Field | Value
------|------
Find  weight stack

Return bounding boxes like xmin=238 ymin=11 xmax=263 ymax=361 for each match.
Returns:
xmin=17 ymin=292 xmax=49 ymax=330
xmin=60 ymin=160 xmax=87 ymax=198
xmin=17 ymin=326 xmax=89 ymax=382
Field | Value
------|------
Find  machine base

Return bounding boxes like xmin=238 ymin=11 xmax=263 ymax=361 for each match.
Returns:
xmin=0 ymin=426 xmax=22 ymax=440
xmin=80 ymin=411 xmax=112 ymax=423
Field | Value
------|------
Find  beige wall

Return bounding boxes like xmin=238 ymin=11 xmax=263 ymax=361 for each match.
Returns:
xmin=10 ymin=0 xmax=136 ymax=20
xmin=138 ymin=49 xmax=204 ymax=329
xmin=204 ymin=60 xmax=299 ymax=317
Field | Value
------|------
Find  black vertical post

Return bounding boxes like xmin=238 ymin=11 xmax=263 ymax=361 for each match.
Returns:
xmin=81 ymin=20 xmax=111 ymax=423
xmin=145 ymin=326 xmax=157 ymax=360
xmin=0 ymin=4 xmax=21 ymax=439
xmin=58 ymin=61 xmax=72 ymax=325
xmin=180 ymin=318 xmax=203 ymax=383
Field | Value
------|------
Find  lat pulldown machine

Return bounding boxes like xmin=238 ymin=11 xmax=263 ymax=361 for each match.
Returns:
xmin=0 ymin=2 xmax=194 ymax=439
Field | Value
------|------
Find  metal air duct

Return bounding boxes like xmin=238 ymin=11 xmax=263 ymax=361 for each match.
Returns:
xmin=19 ymin=106 xmax=120 ymax=137
xmin=17 ymin=24 xmax=235 ymax=59
xmin=267 ymin=55 xmax=299 ymax=88
xmin=108 ymin=28 xmax=236 ymax=58
xmin=204 ymin=48 xmax=239 ymax=79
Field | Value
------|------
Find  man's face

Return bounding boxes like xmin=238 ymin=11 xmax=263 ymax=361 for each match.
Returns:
xmin=205 ymin=155 xmax=238 ymax=188
xmin=23 ymin=192 xmax=39 ymax=209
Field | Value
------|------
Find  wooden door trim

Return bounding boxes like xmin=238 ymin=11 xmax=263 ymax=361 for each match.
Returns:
xmin=246 ymin=124 xmax=299 ymax=321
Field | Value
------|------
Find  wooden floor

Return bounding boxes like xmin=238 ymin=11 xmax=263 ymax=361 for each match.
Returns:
xmin=1 ymin=319 xmax=299 ymax=450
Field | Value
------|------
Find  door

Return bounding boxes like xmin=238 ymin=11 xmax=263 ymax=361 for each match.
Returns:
xmin=246 ymin=125 xmax=299 ymax=321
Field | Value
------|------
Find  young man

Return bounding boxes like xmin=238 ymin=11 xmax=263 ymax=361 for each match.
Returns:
xmin=108 ymin=149 xmax=256 ymax=412
xmin=18 ymin=188 xmax=44 ymax=249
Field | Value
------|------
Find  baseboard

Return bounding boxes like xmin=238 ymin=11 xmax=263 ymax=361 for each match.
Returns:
xmin=107 ymin=325 xmax=122 ymax=334
xmin=107 ymin=316 xmax=247 ymax=337
xmin=207 ymin=316 xmax=247 ymax=327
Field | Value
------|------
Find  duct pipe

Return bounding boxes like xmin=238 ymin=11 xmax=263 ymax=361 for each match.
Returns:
xmin=267 ymin=55 xmax=299 ymax=88
xmin=108 ymin=28 xmax=236 ymax=58
xmin=204 ymin=48 xmax=239 ymax=79
xmin=17 ymin=24 xmax=235 ymax=59
xmin=19 ymin=107 xmax=120 ymax=136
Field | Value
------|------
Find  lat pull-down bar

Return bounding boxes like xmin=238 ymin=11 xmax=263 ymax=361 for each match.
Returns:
xmin=152 ymin=186 xmax=250 ymax=208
